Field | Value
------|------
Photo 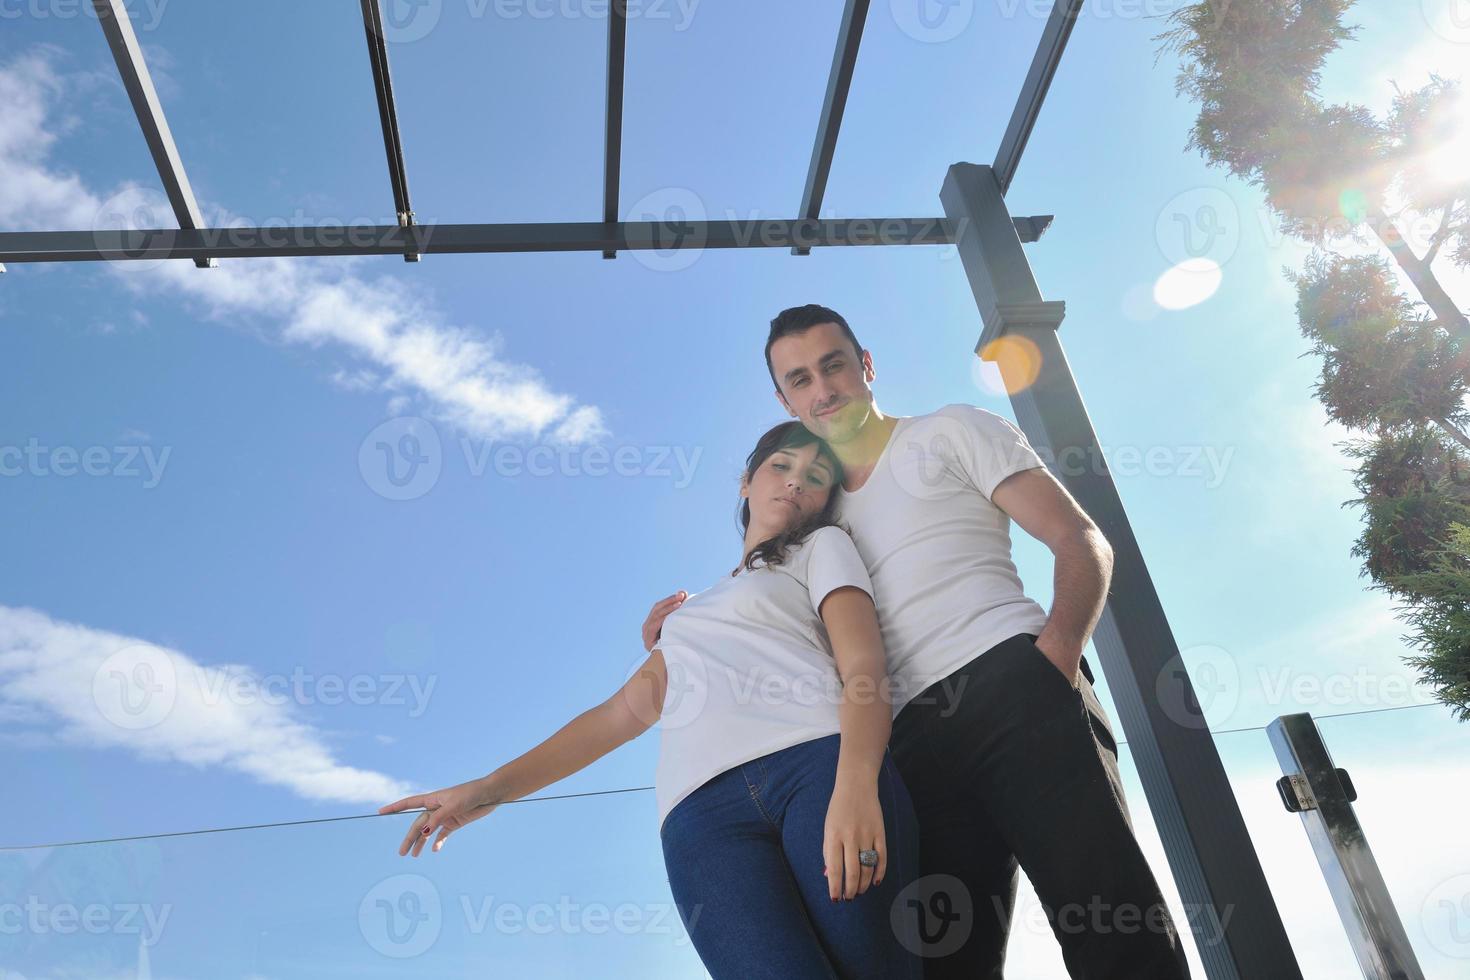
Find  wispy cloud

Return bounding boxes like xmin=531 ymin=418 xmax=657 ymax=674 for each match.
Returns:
xmin=0 ymin=604 xmax=413 ymax=805
xmin=0 ymin=46 xmax=607 ymax=446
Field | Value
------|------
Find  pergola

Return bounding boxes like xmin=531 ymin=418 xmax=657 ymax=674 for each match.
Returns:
xmin=0 ymin=3 xmax=1311 ymax=977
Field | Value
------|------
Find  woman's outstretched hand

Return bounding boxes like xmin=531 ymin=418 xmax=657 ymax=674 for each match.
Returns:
xmin=641 ymin=590 xmax=687 ymax=652
xmin=823 ymin=779 xmax=887 ymax=902
xmin=379 ymin=776 xmax=499 ymax=857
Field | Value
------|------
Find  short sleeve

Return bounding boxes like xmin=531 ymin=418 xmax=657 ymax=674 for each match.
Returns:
xmin=800 ymin=526 xmax=875 ymax=618
xmin=941 ymin=403 xmax=1045 ymax=500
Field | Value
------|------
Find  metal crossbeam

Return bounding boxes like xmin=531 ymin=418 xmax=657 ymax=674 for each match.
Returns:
xmin=0 ymin=217 xmax=1066 ymax=264
xmin=993 ymin=0 xmax=1083 ymax=195
xmin=91 ymin=0 xmax=214 ymax=269
xmin=359 ymin=0 xmax=418 ymax=262
xmin=792 ymin=0 xmax=871 ymax=256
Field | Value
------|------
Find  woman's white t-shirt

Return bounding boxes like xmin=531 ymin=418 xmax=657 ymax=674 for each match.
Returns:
xmin=652 ymin=525 xmax=875 ymax=832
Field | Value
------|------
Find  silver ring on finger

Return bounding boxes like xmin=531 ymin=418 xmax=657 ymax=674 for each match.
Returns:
xmin=858 ymin=848 xmax=878 ymax=868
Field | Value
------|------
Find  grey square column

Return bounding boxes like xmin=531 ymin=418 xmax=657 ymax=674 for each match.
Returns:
xmin=940 ymin=161 xmax=1302 ymax=980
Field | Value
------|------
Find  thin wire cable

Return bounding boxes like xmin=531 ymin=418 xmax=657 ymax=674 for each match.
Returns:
xmin=0 ymin=785 xmax=654 ymax=852
xmin=1111 ymin=699 xmax=1440 ymax=747
xmin=2 ymin=701 xmax=1447 ymax=851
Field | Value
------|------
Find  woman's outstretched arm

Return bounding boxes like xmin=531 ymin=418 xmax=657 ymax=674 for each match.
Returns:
xmin=378 ymin=650 xmax=669 ymax=856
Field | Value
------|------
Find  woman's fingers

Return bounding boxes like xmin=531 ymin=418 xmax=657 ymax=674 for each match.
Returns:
xmin=378 ymin=793 xmax=424 ymax=815
xmin=865 ymin=814 xmax=887 ymax=892
xmin=826 ymin=824 xmax=893 ymax=899
xmin=411 ymin=809 xmax=439 ymax=858
xmin=844 ymin=837 xmax=862 ymax=900
xmin=397 ymin=810 xmax=429 ymax=857
xmin=394 ymin=805 xmax=445 ymax=858
xmin=641 ymin=591 xmax=687 ymax=650
xmin=856 ymin=835 xmax=879 ymax=895
xmin=823 ymin=835 xmax=843 ymax=902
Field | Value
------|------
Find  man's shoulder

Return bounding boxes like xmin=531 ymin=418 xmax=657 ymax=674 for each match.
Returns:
xmin=933 ymin=401 xmax=1007 ymax=418
xmin=907 ymin=402 xmax=1011 ymax=432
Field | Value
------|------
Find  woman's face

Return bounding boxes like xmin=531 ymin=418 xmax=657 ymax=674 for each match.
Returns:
xmin=743 ymin=441 xmax=836 ymax=533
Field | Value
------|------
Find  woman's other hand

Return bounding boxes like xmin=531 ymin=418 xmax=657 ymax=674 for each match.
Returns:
xmin=641 ymin=590 xmax=687 ymax=652
xmin=822 ymin=779 xmax=887 ymax=901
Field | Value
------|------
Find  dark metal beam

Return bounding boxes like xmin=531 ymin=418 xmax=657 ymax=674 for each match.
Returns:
xmin=91 ymin=0 xmax=214 ymax=269
xmin=602 ymin=0 xmax=628 ymax=259
xmin=792 ymin=0 xmax=871 ymax=256
xmin=0 ymin=216 xmax=1051 ymax=264
xmin=359 ymin=0 xmax=418 ymax=262
xmin=992 ymin=0 xmax=1084 ymax=195
xmin=941 ymin=161 xmax=1303 ymax=980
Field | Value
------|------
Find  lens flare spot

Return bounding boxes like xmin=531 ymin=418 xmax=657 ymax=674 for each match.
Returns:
xmin=1338 ymin=188 xmax=1368 ymax=225
xmin=1153 ymin=258 xmax=1222 ymax=310
xmin=974 ymin=333 xmax=1043 ymax=394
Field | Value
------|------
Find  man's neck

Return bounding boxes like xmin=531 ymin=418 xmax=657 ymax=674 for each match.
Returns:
xmin=832 ymin=410 xmax=900 ymax=493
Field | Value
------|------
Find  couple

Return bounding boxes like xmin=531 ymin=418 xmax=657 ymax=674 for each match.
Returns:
xmin=379 ymin=305 xmax=1192 ymax=979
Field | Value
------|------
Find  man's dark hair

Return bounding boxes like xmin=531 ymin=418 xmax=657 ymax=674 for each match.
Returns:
xmin=765 ymin=304 xmax=864 ymax=391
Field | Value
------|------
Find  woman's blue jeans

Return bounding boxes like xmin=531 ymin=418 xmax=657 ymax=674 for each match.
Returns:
xmin=660 ymin=733 xmax=925 ymax=979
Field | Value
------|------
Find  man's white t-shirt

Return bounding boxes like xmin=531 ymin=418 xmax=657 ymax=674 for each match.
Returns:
xmin=833 ymin=403 xmax=1050 ymax=715
xmin=652 ymin=525 xmax=875 ymax=832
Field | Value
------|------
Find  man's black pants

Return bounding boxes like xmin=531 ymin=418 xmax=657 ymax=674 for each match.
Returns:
xmin=888 ymin=632 xmax=1192 ymax=979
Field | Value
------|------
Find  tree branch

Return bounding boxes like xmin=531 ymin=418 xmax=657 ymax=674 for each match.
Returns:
xmin=1432 ymin=416 xmax=1470 ymax=454
xmin=1424 ymin=200 xmax=1460 ymax=266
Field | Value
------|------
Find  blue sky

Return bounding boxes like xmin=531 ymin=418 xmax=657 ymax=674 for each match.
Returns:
xmin=2 ymin=1 xmax=1469 ymax=977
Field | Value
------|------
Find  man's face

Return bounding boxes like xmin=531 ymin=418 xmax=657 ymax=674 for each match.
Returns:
xmin=769 ymin=322 xmax=875 ymax=445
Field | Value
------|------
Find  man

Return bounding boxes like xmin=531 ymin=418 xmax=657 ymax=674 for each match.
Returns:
xmin=643 ymin=305 xmax=1191 ymax=978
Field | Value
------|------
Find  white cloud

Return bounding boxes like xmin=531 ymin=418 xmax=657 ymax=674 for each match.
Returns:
xmin=0 ymin=604 xmax=413 ymax=805
xmin=0 ymin=48 xmax=105 ymax=232
xmin=0 ymin=46 xmax=607 ymax=447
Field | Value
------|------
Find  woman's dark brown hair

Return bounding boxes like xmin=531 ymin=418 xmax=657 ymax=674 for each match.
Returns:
xmin=733 ymin=420 xmax=847 ymax=575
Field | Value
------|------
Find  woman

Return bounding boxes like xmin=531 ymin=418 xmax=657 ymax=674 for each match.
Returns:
xmin=378 ymin=421 xmax=923 ymax=979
